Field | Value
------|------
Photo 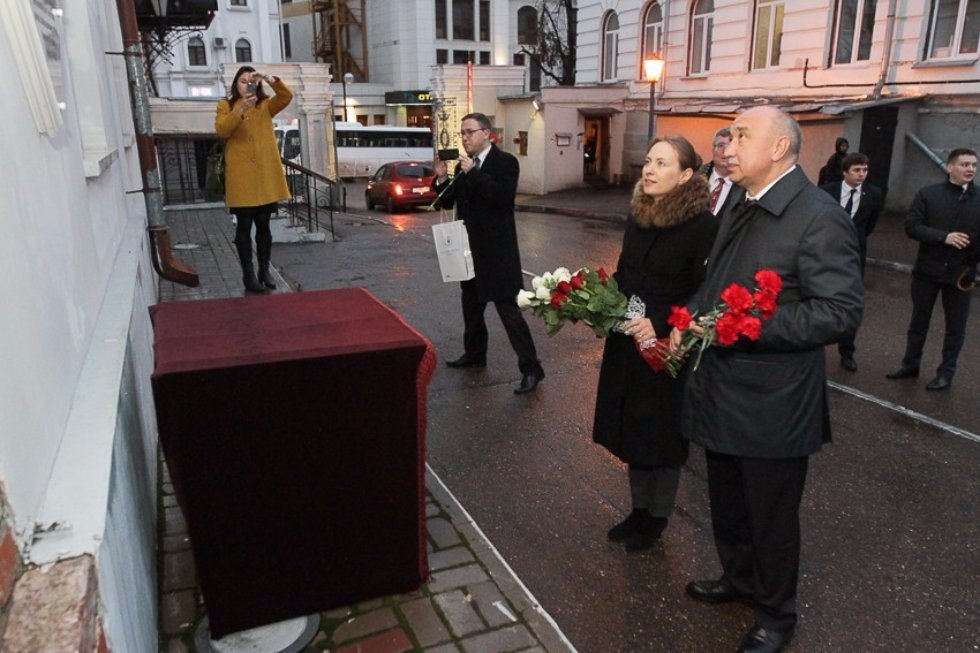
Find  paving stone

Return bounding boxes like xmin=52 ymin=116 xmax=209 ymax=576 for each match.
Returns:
xmin=163 ymin=494 xmax=179 ymax=508
xmin=324 ymin=605 xmax=354 ymax=620
xmin=163 ymin=506 xmax=187 ymax=536
xmin=454 ymin=522 xmax=493 ymax=553
xmin=162 ymin=534 xmax=192 ymax=553
xmin=399 ymin=597 xmax=451 ymax=647
xmin=336 ymin=627 xmax=412 ymax=653
xmin=467 ymin=581 xmax=518 ymax=629
xmin=520 ymin=606 xmax=575 ymax=653
xmin=433 ymin=590 xmax=485 ymax=638
xmin=160 ymin=590 xmax=196 ymax=635
xmin=427 ymin=564 xmax=489 ymax=594
xmin=426 ymin=502 xmax=440 ymax=517
xmin=459 ymin=625 xmax=538 ymax=653
xmin=429 ymin=546 xmax=475 ymax=571
xmin=427 ymin=518 xmax=462 ymax=549
xmin=424 ymin=644 xmax=461 ymax=653
xmin=333 ymin=607 xmax=399 ymax=644
xmin=356 ymin=598 xmax=386 ymax=612
xmin=161 ymin=550 xmax=197 ymax=592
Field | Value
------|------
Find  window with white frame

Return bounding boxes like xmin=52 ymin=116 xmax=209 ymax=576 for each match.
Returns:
xmin=926 ymin=0 xmax=980 ymax=59
xmin=517 ymin=5 xmax=537 ymax=45
xmin=602 ymin=11 xmax=620 ymax=81
xmin=833 ymin=0 xmax=877 ymax=64
xmin=230 ymin=0 xmax=247 ymax=6
xmin=643 ymin=1 xmax=664 ymax=61
xmin=235 ymin=38 xmax=252 ymax=62
xmin=187 ymin=36 xmax=206 ymax=66
xmin=690 ymin=0 xmax=714 ymax=75
xmin=752 ymin=0 xmax=784 ymax=69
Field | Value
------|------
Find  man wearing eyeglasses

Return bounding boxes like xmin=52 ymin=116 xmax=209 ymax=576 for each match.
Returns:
xmin=700 ymin=127 xmax=734 ymax=216
xmin=433 ymin=113 xmax=545 ymax=395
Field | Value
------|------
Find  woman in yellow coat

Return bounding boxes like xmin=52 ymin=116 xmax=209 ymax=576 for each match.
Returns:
xmin=215 ymin=66 xmax=293 ymax=292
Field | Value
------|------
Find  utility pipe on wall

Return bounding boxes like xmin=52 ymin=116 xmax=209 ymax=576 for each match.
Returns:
xmin=873 ymin=0 xmax=899 ymax=100
xmin=115 ymin=0 xmax=199 ymax=287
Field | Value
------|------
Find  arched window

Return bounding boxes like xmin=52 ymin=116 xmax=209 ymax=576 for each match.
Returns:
xmin=690 ymin=0 xmax=714 ymax=74
xmin=235 ymin=38 xmax=252 ymax=63
xmin=187 ymin=36 xmax=206 ymax=66
xmin=642 ymin=2 xmax=664 ymax=62
xmin=602 ymin=11 xmax=620 ymax=81
xmin=517 ymin=6 xmax=538 ymax=45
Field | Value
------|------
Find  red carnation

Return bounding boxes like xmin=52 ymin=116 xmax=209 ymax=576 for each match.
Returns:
xmin=550 ymin=292 xmax=567 ymax=309
xmin=755 ymin=269 xmax=783 ymax=295
xmin=715 ymin=311 xmax=741 ymax=345
xmin=720 ymin=283 xmax=754 ymax=314
xmin=753 ymin=290 xmax=778 ymax=318
xmin=737 ymin=315 xmax=762 ymax=341
xmin=556 ymin=280 xmax=572 ymax=295
xmin=570 ymin=273 xmax=584 ymax=290
xmin=668 ymin=306 xmax=694 ymax=331
xmin=597 ymin=267 xmax=609 ymax=282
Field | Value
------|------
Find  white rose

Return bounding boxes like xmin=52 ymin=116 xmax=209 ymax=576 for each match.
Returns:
xmin=554 ymin=267 xmax=572 ymax=283
xmin=531 ymin=275 xmax=544 ymax=291
xmin=517 ymin=290 xmax=535 ymax=308
xmin=542 ymin=271 xmax=554 ymax=284
xmin=535 ymin=285 xmax=552 ymax=300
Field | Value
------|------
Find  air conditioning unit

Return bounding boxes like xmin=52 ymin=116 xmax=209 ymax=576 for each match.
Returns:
xmin=213 ymin=37 xmax=226 ymax=48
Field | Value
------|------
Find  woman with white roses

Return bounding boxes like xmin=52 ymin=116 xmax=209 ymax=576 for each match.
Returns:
xmin=592 ymin=136 xmax=718 ymax=551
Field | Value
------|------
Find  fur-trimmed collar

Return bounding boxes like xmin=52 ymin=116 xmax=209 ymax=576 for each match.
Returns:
xmin=630 ymin=173 xmax=711 ymax=229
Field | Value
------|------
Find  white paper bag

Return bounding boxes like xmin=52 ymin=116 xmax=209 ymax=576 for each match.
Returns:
xmin=432 ymin=218 xmax=475 ymax=282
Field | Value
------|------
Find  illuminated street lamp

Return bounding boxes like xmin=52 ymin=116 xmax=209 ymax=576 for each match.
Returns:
xmin=643 ymin=56 xmax=665 ymax=145
xmin=342 ymin=71 xmax=354 ymax=122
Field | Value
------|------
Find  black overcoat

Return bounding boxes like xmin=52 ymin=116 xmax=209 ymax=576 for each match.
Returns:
xmin=435 ymin=145 xmax=525 ymax=302
xmin=820 ymin=181 xmax=883 ymax=268
xmin=683 ymin=167 xmax=864 ymax=459
xmin=593 ymin=194 xmax=718 ymax=466
xmin=905 ymin=180 xmax=980 ymax=286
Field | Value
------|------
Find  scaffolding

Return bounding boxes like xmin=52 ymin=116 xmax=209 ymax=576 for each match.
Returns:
xmin=310 ymin=0 xmax=368 ymax=81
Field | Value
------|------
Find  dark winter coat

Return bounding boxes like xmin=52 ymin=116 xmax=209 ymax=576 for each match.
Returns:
xmin=820 ymin=181 xmax=883 ymax=268
xmin=683 ymin=167 xmax=864 ymax=459
xmin=592 ymin=175 xmax=718 ymax=466
xmin=905 ymin=179 xmax=980 ymax=286
xmin=817 ymin=137 xmax=849 ymax=186
xmin=434 ymin=144 xmax=525 ymax=302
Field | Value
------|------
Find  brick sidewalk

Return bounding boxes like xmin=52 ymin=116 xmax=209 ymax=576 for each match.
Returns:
xmin=157 ymin=207 xmax=575 ymax=653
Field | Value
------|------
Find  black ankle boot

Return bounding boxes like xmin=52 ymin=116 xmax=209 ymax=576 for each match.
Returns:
xmin=625 ymin=515 xmax=668 ymax=552
xmin=608 ymin=509 xmax=646 ymax=542
xmin=236 ymin=235 xmax=266 ymax=294
xmin=257 ymin=265 xmax=276 ymax=290
xmin=242 ymin=270 xmax=265 ymax=293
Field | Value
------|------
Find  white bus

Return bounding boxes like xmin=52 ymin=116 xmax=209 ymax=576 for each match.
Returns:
xmin=334 ymin=122 xmax=434 ymax=178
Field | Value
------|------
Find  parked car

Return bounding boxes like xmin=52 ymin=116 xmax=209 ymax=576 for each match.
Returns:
xmin=364 ymin=161 xmax=437 ymax=213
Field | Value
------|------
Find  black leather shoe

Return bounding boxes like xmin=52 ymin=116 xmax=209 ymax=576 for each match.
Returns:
xmin=685 ymin=579 xmax=753 ymax=605
xmin=886 ymin=366 xmax=919 ymax=379
xmin=243 ymin=274 xmax=266 ymax=293
xmin=925 ymin=374 xmax=952 ymax=391
xmin=514 ymin=371 xmax=544 ymax=395
xmin=607 ymin=509 xmax=644 ymax=542
xmin=625 ymin=516 xmax=667 ymax=552
xmin=445 ymin=355 xmax=486 ymax=369
xmin=736 ymin=625 xmax=794 ymax=653
xmin=257 ymin=268 xmax=277 ymax=290
xmin=840 ymin=356 xmax=858 ymax=371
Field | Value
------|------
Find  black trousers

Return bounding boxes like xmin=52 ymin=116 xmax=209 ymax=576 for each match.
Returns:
xmin=901 ymin=276 xmax=972 ymax=376
xmin=705 ymin=449 xmax=809 ymax=631
xmin=460 ymin=279 xmax=543 ymax=376
xmin=232 ymin=204 xmax=275 ymax=268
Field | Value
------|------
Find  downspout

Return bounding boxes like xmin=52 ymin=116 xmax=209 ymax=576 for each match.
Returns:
xmin=116 ymin=0 xmax=199 ymax=287
xmin=873 ymin=0 xmax=898 ymax=99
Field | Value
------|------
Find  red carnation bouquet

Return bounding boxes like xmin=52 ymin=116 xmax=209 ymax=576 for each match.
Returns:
xmin=654 ymin=269 xmax=784 ymax=377
xmin=517 ymin=266 xmax=629 ymax=337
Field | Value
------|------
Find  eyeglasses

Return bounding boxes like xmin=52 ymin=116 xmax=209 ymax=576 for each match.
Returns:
xmin=712 ymin=141 xmax=730 ymax=149
xmin=459 ymin=128 xmax=487 ymax=137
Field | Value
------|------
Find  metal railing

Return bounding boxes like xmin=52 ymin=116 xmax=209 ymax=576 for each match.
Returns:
xmin=280 ymin=159 xmax=343 ymax=242
xmin=156 ymin=136 xmax=218 ymax=205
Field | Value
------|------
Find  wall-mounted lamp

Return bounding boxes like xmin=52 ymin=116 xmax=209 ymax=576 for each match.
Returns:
xmin=531 ymin=96 xmax=542 ymax=112
xmin=342 ymin=71 xmax=354 ymax=122
xmin=643 ymin=55 xmax=665 ymax=144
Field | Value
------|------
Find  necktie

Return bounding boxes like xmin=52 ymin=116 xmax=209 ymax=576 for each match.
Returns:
xmin=844 ymin=188 xmax=856 ymax=217
xmin=710 ymin=178 xmax=725 ymax=213
xmin=472 ymin=156 xmax=481 ymax=172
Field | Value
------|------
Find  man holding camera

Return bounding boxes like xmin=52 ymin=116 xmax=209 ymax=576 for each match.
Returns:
xmin=433 ymin=113 xmax=545 ymax=395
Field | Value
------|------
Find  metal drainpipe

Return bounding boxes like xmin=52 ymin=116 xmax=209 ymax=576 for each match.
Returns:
xmin=116 ymin=0 xmax=199 ymax=287
xmin=873 ymin=0 xmax=899 ymax=100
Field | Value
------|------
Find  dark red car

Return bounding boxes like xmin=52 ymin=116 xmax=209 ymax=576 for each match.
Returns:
xmin=364 ymin=161 xmax=438 ymax=212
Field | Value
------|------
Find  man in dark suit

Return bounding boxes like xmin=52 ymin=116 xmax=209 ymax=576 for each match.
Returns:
xmin=673 ymin=107 xmax=863 ymax=653
xmin=700 ymin=126 xmax=735 ymax=216
xmin=821 ymin=152 xmax=883 ymax=371
xmin=886 ymin=148 xmax=979 ymax=391
xmin=433 ymin=112 xmax=545 ymax=394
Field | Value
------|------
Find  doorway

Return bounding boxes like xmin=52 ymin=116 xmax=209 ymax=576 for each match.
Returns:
xmin=583 ymin=117 xmax=609 ymax=182
xmin=859 ymin=106 xmax=898 ymax=199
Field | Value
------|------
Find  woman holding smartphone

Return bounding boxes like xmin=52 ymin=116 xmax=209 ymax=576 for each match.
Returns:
xmin=215 ymin=66 xmax=293 ymax=293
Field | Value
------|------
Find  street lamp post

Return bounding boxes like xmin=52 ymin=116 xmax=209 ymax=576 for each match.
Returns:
xmin=341 ymin=71 xmax=354 ymax=122
xmin=643 ymin=56 xmax=665 ymax=145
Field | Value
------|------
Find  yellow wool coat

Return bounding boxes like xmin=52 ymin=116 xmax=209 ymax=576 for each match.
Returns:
xmin=215 ymin=78 xmax=293 ymax=209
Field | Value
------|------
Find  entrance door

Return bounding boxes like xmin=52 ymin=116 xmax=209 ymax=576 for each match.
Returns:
xmin=859 ymin=106 xmax=898 ymax=199
xmin=583 ymin=118 xmax=609 ymax=181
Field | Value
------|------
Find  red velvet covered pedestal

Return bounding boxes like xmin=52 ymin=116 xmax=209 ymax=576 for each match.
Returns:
xmin=151 ymin=288 xmax=435 ymax=638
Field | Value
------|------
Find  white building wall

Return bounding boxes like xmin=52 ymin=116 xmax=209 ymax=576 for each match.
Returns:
xmin=1 ymin=0 xmax=165 ymax=649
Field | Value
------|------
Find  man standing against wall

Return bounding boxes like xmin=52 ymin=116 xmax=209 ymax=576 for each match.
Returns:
xmin=675 ymin=107 xmax=863 ymax=653
xmin=821 ymin=152 xmax=883 ymax=371
xmin=434 ymin=113 xmax=546 ymax=395
xmin=701 ymin=127 xmax=735 ymax=216
xmin=886 ymin=148 xmax=979 ymax=391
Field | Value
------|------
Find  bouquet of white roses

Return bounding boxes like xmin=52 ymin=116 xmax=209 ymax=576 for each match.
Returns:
xmin=517 ymin=266 xmax=629 ymax=337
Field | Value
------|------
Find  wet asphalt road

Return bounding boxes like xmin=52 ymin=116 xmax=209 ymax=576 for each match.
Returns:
xmin=273 ymin=197 xmax=979 ymax=652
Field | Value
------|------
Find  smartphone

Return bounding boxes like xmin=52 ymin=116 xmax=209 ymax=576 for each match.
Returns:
xmin=438 ymin=148 xmax=459 ymax=161
xmin=245 ymin=81 xmax=257 ymax=96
